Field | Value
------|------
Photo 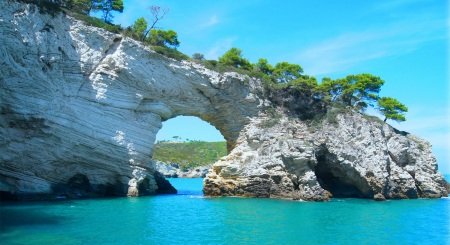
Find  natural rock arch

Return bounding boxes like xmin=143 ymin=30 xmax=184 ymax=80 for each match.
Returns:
xmin=0 ymin=2 xmax=447 ymax=200
xmin=152 ymin=115 xmax=227 ymax=178
xmin=0 ymin=2 xmax=262 ymax=199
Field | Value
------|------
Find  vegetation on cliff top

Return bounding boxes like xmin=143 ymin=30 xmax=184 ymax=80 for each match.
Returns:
xmin=28 ymin=0 xmax=408 ymax=123
xmin=191 ymin=44 xmax=407 ymax=122
xmin=23 ymin=0 xmax=188 ymax=59
xmin=152 ymin=141 xmax=227 ymax=169
xmin=216 ymin=48 xmax=408 ymax=123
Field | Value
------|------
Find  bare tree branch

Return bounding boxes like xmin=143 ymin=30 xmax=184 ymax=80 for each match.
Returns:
xmin=143 ymin=5 xmax=169 ymax=41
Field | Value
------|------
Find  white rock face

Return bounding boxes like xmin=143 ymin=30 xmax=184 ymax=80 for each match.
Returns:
xmin=0 ymin=2 xmax=261 ymax=199
xmin=0 ymin=2 xmax=447 ymax=201
xmin=155 ymin=161 xmax=210 ymax=178
xmin=204 ymin=111 xmax=448 ymax=200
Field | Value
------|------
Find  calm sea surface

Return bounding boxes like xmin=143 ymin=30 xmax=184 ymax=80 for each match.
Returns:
xmin=1 ymin=177 xmax=449 ymax=245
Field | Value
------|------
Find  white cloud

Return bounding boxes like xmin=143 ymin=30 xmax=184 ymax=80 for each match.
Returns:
xmin=295 ymin=16 xmax=446 ymax=76
xmin=205 ymin=37 xmax=237 ymax=60
xmin=200 ymin=15 xmax=219 ymax=28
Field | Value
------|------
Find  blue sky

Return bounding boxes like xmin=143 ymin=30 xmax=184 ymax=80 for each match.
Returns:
xmin=110 ymin=0 xmax=449 ymax=173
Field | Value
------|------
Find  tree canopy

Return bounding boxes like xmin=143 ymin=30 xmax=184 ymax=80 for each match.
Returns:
xmin=142 ymin=6 xmax=169 ymax=41
xmin=272 ymin=62 xmax=304 ymax=83
xmin=66 ymin=0 xmax=123 ymax=23
xmin=89 ymin=0 xmax=124 ymax=23
xmin=64 ymin=0 xmax=407 ymax=124
xmin=255 ymin=58 xmax=273 ymax=75
xmin=126 ymin=6 xmax=179 ymax=49
xmin=218 ymin=48 xmax=252 ymax=70
xmin=319 ymin=74 xmax=384 ymax=110
xmin=68 ymin=0 xmax=94 ymax=14
xmin=192 ymin=53 xmax=205 ymax=61
xmin=215 ymin=49 xmax=406 ymax=122
xmin=130 ymin=17 xmax=147 ymax=40
xmin=147 ymin=29 xmax=180 ymax=48
xmin=377 ymin=97 xmax=408 ymax=122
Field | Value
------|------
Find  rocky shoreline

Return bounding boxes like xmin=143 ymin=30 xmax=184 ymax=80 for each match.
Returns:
xmin=155 ymin=161 xmax=210 ymax=178
xmin=0 ymin=2 xmax=258 ymax=200
xmin=0 ymin=1 xmax=448 ymax=201
xmin=203 ymin=110 xmax=449 ymax=201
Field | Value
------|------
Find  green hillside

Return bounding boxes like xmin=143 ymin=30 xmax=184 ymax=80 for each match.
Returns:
xmin=152 ymin=141 xmax=227 ymax=169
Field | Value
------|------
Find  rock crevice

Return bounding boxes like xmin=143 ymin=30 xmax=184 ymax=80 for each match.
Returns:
xmin=0 ymin=2 xmax=260 ymax=200
xmin=203 ymin=112 xmax=448 ymax=200
xmin=0 ymin=1 xmax=447 ymax=201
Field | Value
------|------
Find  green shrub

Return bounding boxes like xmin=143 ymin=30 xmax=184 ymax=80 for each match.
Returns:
xmin=259 ymin=107 xmax=282 ymax=128
xmin=306 ymin=103 xmax=348 ymax=129
xmin=151 ymin=45 xmax=190 ymax=61
xmin=362 ymin=114 xmax=384 ymax=124
xmin=153 ymin=141 xmax=227 ymax=168
xmin=324 ymin=103 xmax=349 ymax=124
xmin=147 ymin=29 xmax=180 ymax=49
xmin=192 ymin=53 xmax=205 ymax=61
xmin=218 ymin=47 xmax=253 ymax=70
xmin=66 ymin=11 xmax=122 ymax=33
xmin=16 ymin=0 xmax=62 ymax=16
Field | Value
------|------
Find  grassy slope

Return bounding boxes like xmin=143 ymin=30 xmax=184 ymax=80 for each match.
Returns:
xmin=152 ymin=141 xmax=227 ymax=168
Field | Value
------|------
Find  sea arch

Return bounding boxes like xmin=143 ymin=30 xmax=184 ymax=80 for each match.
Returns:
xmin=0 ymin=3 xmax=448 ymax=201
xmin=152 ymin=115 xmax=227 ymax=177
xmin=118 ymin=55 xmax=263 ymax=196
xmin=0 ymin=12 xmax=262 ymax=199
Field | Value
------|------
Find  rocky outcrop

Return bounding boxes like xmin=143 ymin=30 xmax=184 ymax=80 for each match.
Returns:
xmin=155 ymin=161 xmax=210 ymax=178
xmin=0 ymin=1 xmax=447 ymax=201
xmin=204 ymin=110 xmax=448 ymax=200
xmin=0 ymin=2 xmax=261 ymax=200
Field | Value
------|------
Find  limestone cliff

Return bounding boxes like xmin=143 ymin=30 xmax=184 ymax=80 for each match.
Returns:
xmin=0 ymin=2 xmax=260 ymax=199
xmin=0 ymin=1 xmax=447 ymax=200
xmin=204 ymin=110 xmax=448 ymax=200
xmin=155 ymin=161 xmax=210 ymax=178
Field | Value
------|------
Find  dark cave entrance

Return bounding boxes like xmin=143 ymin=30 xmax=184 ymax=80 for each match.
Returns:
xmin=314 ymin=147 xmax=369 ymax=198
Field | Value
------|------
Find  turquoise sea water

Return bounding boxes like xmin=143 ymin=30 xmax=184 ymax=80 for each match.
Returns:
xmin=1 ymin=178 xmax=449 ymax=245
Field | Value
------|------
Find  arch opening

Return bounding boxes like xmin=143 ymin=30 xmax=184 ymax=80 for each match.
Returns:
xmin=152 ymin=116 xmax=228 ymax=191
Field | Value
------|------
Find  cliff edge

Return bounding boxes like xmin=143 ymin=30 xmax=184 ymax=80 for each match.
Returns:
xmin=0 ymin=1 xmax=447 ymax=200
xmin=0 ymin=2 xmax=260 ymax=199
xmin=204 ymin=109 xmax=448 ymax=200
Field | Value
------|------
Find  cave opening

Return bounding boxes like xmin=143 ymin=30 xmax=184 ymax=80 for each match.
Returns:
xmin=314 ymin=148 xmax=367 ymax=198
xmin=50 ymin=173 xmax=94 ymax=199
xmin=64 ymin=173 xmax=93 ymax=198
xmin=137 ymin=177 xmax=153 ymax=195
xmin=152 ymin=116 xmax=228 ymax=194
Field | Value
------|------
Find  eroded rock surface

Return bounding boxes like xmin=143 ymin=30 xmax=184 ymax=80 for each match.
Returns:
xmin=0 ymin=2 xmax=447 ymax=201
xmin=204 ymin=111 xmax=448 ymax=200
xmin=0 ymin=2 xmax=261 ymax=200
xmin=155 ymin=161 xmax=210 ymax=178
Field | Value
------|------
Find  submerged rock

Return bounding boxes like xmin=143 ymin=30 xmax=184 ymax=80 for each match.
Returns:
xmin=0 ymin=1 xmax=447 ymax=201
